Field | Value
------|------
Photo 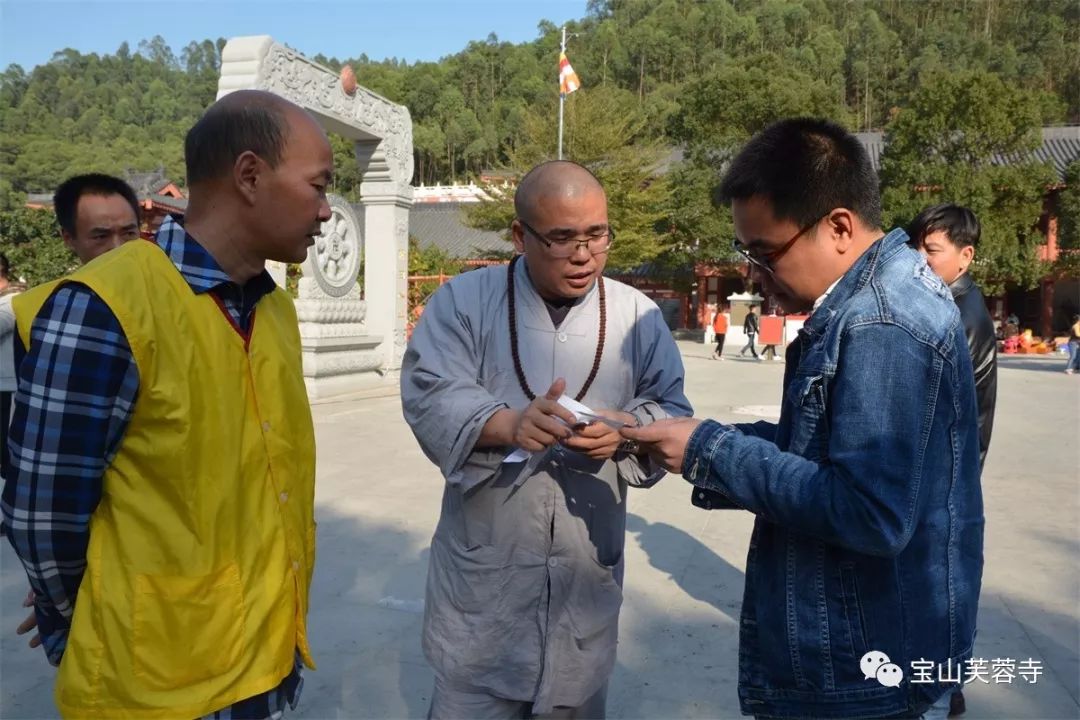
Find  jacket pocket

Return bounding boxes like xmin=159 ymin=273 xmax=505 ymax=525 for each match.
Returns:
xmin=785 ymin=373 xmax=829 ymax=459
xmin=838 ymin=562 xmax=869 ymax=660
xmin=132 ymin=563 xmax=246 ymax=690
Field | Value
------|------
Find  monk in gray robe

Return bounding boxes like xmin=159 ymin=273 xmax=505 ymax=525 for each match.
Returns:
xmin=401 ymin=160 xmax=692 ymax=719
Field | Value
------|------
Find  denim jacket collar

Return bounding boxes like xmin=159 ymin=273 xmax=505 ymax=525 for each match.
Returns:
xmin=801 ymin=227 xmax=910 ymax=339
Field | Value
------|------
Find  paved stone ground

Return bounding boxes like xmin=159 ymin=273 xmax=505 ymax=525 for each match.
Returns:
xmin=2 ymin=343 xmax=1077 ymax=719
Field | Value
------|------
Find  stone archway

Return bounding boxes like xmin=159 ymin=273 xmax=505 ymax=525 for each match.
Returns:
xmin=216 ymin=35 xmax=414 ymax=397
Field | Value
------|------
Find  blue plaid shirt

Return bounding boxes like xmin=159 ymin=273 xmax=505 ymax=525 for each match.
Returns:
xmin=2 ymin=215 xmax=303 ymax=719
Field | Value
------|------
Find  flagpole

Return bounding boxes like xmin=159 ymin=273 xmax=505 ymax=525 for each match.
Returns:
xmin=558 ymin=25 xmax=566 ymax=160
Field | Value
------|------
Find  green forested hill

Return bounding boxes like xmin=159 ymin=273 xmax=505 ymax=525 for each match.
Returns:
xmin=0 ymin=37 xmax=223 ymax=206
xmin=1 ymin=0 xmax=1078 ymax=284
xmin=2 ymin=0 xmax=1076 ymax=200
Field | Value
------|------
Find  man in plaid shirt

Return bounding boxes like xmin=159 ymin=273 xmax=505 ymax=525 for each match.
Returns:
xmin=4 ymin=91 xmax=330 ymax=719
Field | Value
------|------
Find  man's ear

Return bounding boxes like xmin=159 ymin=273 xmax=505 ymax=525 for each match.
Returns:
xmin=511 ymin=219 xmax=526 ymax=254
xmin=234 ymin=151 xmax=262 ymax=206
xmin=61 ymin=229 xmax=75 ymax=252
xmin=958 ymin=244 xmax=975 ymax=274
xmin=825 ymin=208 xmax=857 ymax=252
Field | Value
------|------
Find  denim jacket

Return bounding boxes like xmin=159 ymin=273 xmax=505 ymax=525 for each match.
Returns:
xmin=683 ymin=229 xmax=984 ymax=718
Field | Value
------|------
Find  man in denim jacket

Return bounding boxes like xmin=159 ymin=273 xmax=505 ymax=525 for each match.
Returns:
xmin=624 ymin=118 xmax=983 ymax=719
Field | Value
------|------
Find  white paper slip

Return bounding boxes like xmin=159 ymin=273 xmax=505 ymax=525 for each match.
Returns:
xmin=575 ymin=410 xmax=628 ymax=430
xmin=556 ymin=394 xmax=594 ymax=421
xmin=503 ymin=395 xmax=603 ymax=464
xmin=504 ymin=448 xmax=531 ymax=464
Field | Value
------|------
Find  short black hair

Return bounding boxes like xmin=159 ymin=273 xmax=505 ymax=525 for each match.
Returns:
xmin=0 ymin=252 xmax=10 ymax=279
xmin=717 ymin=117 xmax=882 ymax=229
xmin=53 ymin=174 xmax=141 ymax=236
xmin=185 ymin=96 xmax=290 ymax=186
xmin=907 ymin=204 xmax=981 ymax=249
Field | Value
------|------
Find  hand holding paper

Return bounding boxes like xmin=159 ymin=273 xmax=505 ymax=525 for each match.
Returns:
xmin=502 ymin=379 xmax=576 ymax=464
xmin=504 ymin=391 xmax=636 ymax=464
xmin=559 ymin=399 xmax=634 ymax=461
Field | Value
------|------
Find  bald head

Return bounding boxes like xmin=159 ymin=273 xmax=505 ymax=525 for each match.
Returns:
xmin=184 ymin=90 xmax=321 ymax=187
xmin=514 ymin=160 xmax=605 ymax=223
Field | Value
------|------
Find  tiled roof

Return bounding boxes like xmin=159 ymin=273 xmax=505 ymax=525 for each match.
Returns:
xmin=149 ymin=193 xmax=187 ymax=210
xmin=124 ymin=168 xmax=170 ymax=196
xmin=1013 ymin=126 xmax=1080 ymax=178
xmin=854 ymin=131 xmax=886 ymax=173
xmin=855 ymin=126 xmax=1080 ymax=178
xmin=408 ymin=202 xmax=510 ymax=259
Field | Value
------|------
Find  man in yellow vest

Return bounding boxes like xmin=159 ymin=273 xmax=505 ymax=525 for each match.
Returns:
xmin=3 ymin=90 xmax=331 ymax=719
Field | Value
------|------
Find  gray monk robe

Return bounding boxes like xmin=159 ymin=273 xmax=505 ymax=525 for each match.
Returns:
xmin=401 ymin=258 xmax=692 ymax=713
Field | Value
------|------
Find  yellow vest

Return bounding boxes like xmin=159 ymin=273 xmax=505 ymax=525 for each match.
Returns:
xmin=14 ymin=241 xmax=317 ymax=718
xmin=11 ymin=279 xmax=62 ymax=348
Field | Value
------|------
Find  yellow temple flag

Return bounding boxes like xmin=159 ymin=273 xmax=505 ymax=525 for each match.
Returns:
xmin=559 ymin=52 xmax=581 ymax=96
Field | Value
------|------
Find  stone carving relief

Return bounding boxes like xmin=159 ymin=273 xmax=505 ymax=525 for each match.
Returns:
xmin=260 ymin=44 xmax=414 ymax=184
xmin=218 ymin=35 xmax=414 ymax=388
xmin=302 ymin=195 xmax=362 ymax=298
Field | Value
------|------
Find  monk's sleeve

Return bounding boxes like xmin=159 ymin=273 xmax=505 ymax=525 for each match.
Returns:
xmin=617 ymin=305 xmax=694 ymax=488
xmin=401 ymin=281 xmax=508 ymax=490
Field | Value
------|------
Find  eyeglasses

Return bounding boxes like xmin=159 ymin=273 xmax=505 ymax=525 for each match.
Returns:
xmin=518 ymin=218 xmax=614 ymax=258
xmin=732 ymin=213 xmax=828 ymax=276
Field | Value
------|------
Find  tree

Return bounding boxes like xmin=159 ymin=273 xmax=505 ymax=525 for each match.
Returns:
xmin=407 ymin=237 xmax=464 ymax=313
xmin=0 ymin=207 xmax=73 ymax=284
xmin=464 ymin=85 xmax=669 ymax=270
xmin=661 ymin=159 xmax=735 ymax=267
xmin=1054 ymin=160 xmax=1080 ymax=279
xmin=664 ymin=58 xmax=850 ymax=264
xmin=1 ymin=1 xmax=1078 ymax=209
xmin=879 ymin=70 xmax=1059 ymax=295
xmin=409 ymin=236 xmax=462 ymax=276
xmin=328 ymin=133 xmax=363 ymax=201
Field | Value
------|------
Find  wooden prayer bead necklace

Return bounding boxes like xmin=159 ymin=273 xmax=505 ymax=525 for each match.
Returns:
xmin=507 ymin=254 xmax=606 ymax=402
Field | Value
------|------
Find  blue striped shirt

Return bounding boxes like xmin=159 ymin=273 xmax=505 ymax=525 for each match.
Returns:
xmin=2 ymin=215 xmax=302 ymax=719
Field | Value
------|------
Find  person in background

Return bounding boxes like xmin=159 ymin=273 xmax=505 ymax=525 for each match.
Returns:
xmin=5 ymin=174 xmax=143 ymax=632
xmin=760 ymin=307 xmax=780 ymax=361
xmin=908 ymin=204 xmax=999 ymax=718
xmin=1 ymin=252 xmax=27 ymax=486
xmin=739 ymin=305 xmax=759 ymax=359
xmin=10 ymin=173 xmax=143 ymax=364
xmin=908 ymin=204 xmax=997 ymax=471
xmin=712 ymin=304 xmax=728 ymax=360
xmin=55 ymin=173 xmax=143 ymax=265
xmin=1066 ymin=314 xmax=1080 ymax=375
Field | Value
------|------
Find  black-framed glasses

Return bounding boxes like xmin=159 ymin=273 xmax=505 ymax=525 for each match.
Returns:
xmin=733 ymin=213 xmax=828 ymax=275
xmin=518 ymin=218 xmax=614 ymax=258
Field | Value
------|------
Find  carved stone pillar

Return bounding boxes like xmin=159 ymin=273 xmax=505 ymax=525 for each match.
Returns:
xmin=217 ymin=35 xmax=415 ymax=393
xmin=296 ymin=195 xmax=383 ymax=398
xmin=360 ymin=179 xmax=413 ymax=371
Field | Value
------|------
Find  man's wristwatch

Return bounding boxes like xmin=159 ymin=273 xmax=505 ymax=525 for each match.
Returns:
xmin=618 ymin=414 xmax=643 ymax=454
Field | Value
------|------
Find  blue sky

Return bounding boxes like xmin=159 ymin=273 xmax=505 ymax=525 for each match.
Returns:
xmin=0 ymin=0 xmax=588 ymax=71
